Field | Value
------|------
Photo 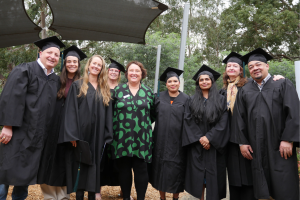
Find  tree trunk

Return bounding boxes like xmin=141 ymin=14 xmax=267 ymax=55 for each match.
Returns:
xmin=40 ymin=0 xmax=47 ymax=39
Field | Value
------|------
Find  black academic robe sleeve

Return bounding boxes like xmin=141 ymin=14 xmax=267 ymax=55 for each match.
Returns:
xmin=150 ymin=92 xmax=156 ymax=123
xmin=280 ymin=79 xmax=300 ymax=143
xmin=61 ymin=82 xmax=81 ymax=142
xmin=0 ymin=63 xmax=29 ymax=127
xmin=205 ymin=96 xmax=229 ymax=154
xmin=182 ymin=97 xmax=205 ymax=146
xmin=103 ymin=101 xmax=113 ymax=145
xmin=230 ymin=88 xmax=250 ymax=145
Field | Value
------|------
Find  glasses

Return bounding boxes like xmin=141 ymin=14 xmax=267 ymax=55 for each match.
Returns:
xmin=109 ymin=69 xmax=120 ymax=73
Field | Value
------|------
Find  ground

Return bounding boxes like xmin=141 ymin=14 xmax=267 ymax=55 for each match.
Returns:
xmin=5 ymin=184 xmax=195 ymax=200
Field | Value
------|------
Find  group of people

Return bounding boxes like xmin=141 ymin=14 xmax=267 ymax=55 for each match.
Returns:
xmin=0 ymin=36 xmax=298 ymax=200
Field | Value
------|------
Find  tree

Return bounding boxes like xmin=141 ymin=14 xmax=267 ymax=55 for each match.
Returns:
xmin=220 ymin=0 xmax=300 ymax=60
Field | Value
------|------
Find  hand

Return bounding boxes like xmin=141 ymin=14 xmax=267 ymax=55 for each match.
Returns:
xmin=279 ymin=141 xmax=293 ymax=159
xmin=0 ymin=126 xmax=13 ymax=144
xmin=71 ymin=141 xmax=77 ymax=147
xmin=96 ymin=193 xmax=101 ymax=200
xmin=240 ymin=145 xmax=253 ymax=160
xmin=199 ymin=136 xmax=210 ymax=148
xmin=273 ymin=75 xmax=285 ymax=81
xmin=203 ymin=143 xmax=211 ymax=150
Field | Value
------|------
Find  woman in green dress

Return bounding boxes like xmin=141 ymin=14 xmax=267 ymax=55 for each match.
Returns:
xmin=111 ymin=61 xmax=155 ymax=200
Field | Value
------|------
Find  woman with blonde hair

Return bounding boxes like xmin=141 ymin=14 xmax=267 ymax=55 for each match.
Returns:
xmin=97 ymin=58 xmax=127 ymax=200
xmin=61 ymin=55 xmax=113 ymax=200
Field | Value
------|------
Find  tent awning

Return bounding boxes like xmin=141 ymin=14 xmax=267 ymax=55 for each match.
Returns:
xmin=47 ymin=0 xmax=168 ymax=44
xmin=0 ymin=0 xmax=42 ymax=48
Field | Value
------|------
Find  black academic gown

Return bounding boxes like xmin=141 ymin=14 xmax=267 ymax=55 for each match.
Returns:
xmin=0 ymin=61 xmax=60 ymax=186
xmin=231 ymin=78 xmax=300 ymax=200
xmin=37 ymin=96 xmax=69 ymax=186
xmin=61 ymin=80 xmax=113 ymax=194
xmin=150 ymin=90 xmax=189 ymax=193
xmin=219 ymin=89 xmax=253 ymax=187
xmin=100 ymin=88 xmax=120 ymax=187
xmin=182 ymin=95 xmax=229 ymax=200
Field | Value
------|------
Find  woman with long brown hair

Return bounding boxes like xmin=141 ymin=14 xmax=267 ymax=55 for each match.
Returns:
xmin=61 ymin=55 xmax=113 ymax=200
xmin=38 ymin=45 xmax=86 ymax=200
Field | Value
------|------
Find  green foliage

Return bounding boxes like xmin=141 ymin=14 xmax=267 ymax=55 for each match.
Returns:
xmin=0 ymin=0 xmax=299 ymax=96
xmin=220 ymin=0 xmax=299 ymax=59
xmin=268 ymin=59 xmax=295 ymax=84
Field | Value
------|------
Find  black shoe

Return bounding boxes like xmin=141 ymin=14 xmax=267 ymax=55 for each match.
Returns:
xmin=173 ymin=198 xmax=179 ymax=200
xmin=76 ymin=194 xmax=84 ymax=200
xmin=88 ymin=194 xmax=95 ymax=200
xmin=123 ymin=198 xmax=131 ymax=200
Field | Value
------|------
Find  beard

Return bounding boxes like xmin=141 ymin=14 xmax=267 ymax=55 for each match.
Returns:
xmin=254 ymin=75 xmax=262 ymax=80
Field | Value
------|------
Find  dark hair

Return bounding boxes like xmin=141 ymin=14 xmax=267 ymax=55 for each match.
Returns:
xmin=190 ymin=75 xmax=223 ymax=124
xmin=222 ymin=65 xmax=247 ymax=89
xmin=57 ymin=59 xmax=81 ymax=99
xmin=125 ymin=61 xmax=147 ymax=80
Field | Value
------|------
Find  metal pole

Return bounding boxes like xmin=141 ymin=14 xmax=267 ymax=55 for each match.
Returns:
xmin=178 ymin=3 xmax=190 ymax=92
xmin=154 ymin=45 xmax=161 ymax=94
xmin=178 ymin=3 xmax=190 ymax=74
xmin=295 ymin=61 xmax=300 ymax=99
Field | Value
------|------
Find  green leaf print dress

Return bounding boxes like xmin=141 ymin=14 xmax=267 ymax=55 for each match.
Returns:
xmin=111 ymin=83 xmax=155 ymax=163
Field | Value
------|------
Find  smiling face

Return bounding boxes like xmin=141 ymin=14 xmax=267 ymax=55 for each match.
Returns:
xmin=65 ymin=56 xmax=79 ymax=75
xmin=39 ymin=47 xmax=60 ymax=69
xmin=248 ymin=61 xmax=269 ymax=81
xmin=198 ymin=74 xmax=212 ymax=91
xmin=166 ymin=77 xmax=180 ymax=93
xmin=88 ymin=57 xmax=102 ymax=76
xmin=226 ymin=62 xmax=241 ymax=79
xmin=108 ymin=68 xmax=120 ymax=81
xmin=127 ymin=64 xmax=142 ymax=84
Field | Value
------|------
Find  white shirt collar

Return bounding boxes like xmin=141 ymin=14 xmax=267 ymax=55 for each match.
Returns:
xmin=37 ymin=58 xmax=55 ymax=76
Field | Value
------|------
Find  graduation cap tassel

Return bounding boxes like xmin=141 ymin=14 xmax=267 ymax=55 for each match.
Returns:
xmin=60 ymin=52 xmax=64 ymax=72
xmin=73 ymin=152 xmax=81 ymax=192
xmin=157 ymin=80 xmax=160 ymax=97
xmin=243 ymin=61 xmax=245 ymax=77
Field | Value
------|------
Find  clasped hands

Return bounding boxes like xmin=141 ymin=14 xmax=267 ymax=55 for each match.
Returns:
xmin=0 ymin=126 xmax=13 ymax=144
xmin=199 ymin=136 xmax=210 ymax=150
xmin=240 ymin=141 xmax=293 ymax=160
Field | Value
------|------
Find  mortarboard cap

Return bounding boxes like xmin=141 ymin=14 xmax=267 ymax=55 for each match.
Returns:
xmin=241 ymin=48 xmax=273 ymax=64
xmin=192 ymin=64 xmax=221 ymax=82
xmin=74 ymin=140 xmax=93 ymax=165
xmin=222 ymin=52 xmax=243 ymax=67
xmin=62 ymin=45 xmax=87 ymax=61
xmin=108 ymin=58 xmax=125 ymax=73
xmin=34 ymin=36 xmax=65 ymax=51
xmin=160 ymin=67 xmax=184 ymax=82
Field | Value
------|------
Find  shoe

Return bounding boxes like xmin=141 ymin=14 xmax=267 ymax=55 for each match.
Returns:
xmin=173 ymin=198 xmax=179 ymax=200
xmin=88 ymin=193 xmax=96 ymax=200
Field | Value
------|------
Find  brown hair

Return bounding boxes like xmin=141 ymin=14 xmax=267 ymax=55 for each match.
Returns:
xmin=125 ymin=61 xmax=147 ymax=80
xmin=78 ymin=55 xmax=111 ymax=106
xmin=57 ymin=59 xmax=81 ymax=99
xmin=222 ymin=65 xmax=248 ymax=89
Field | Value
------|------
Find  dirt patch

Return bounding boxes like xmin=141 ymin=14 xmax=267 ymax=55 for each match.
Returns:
xmin=6 ymin=184 xmax=189 ymax=200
